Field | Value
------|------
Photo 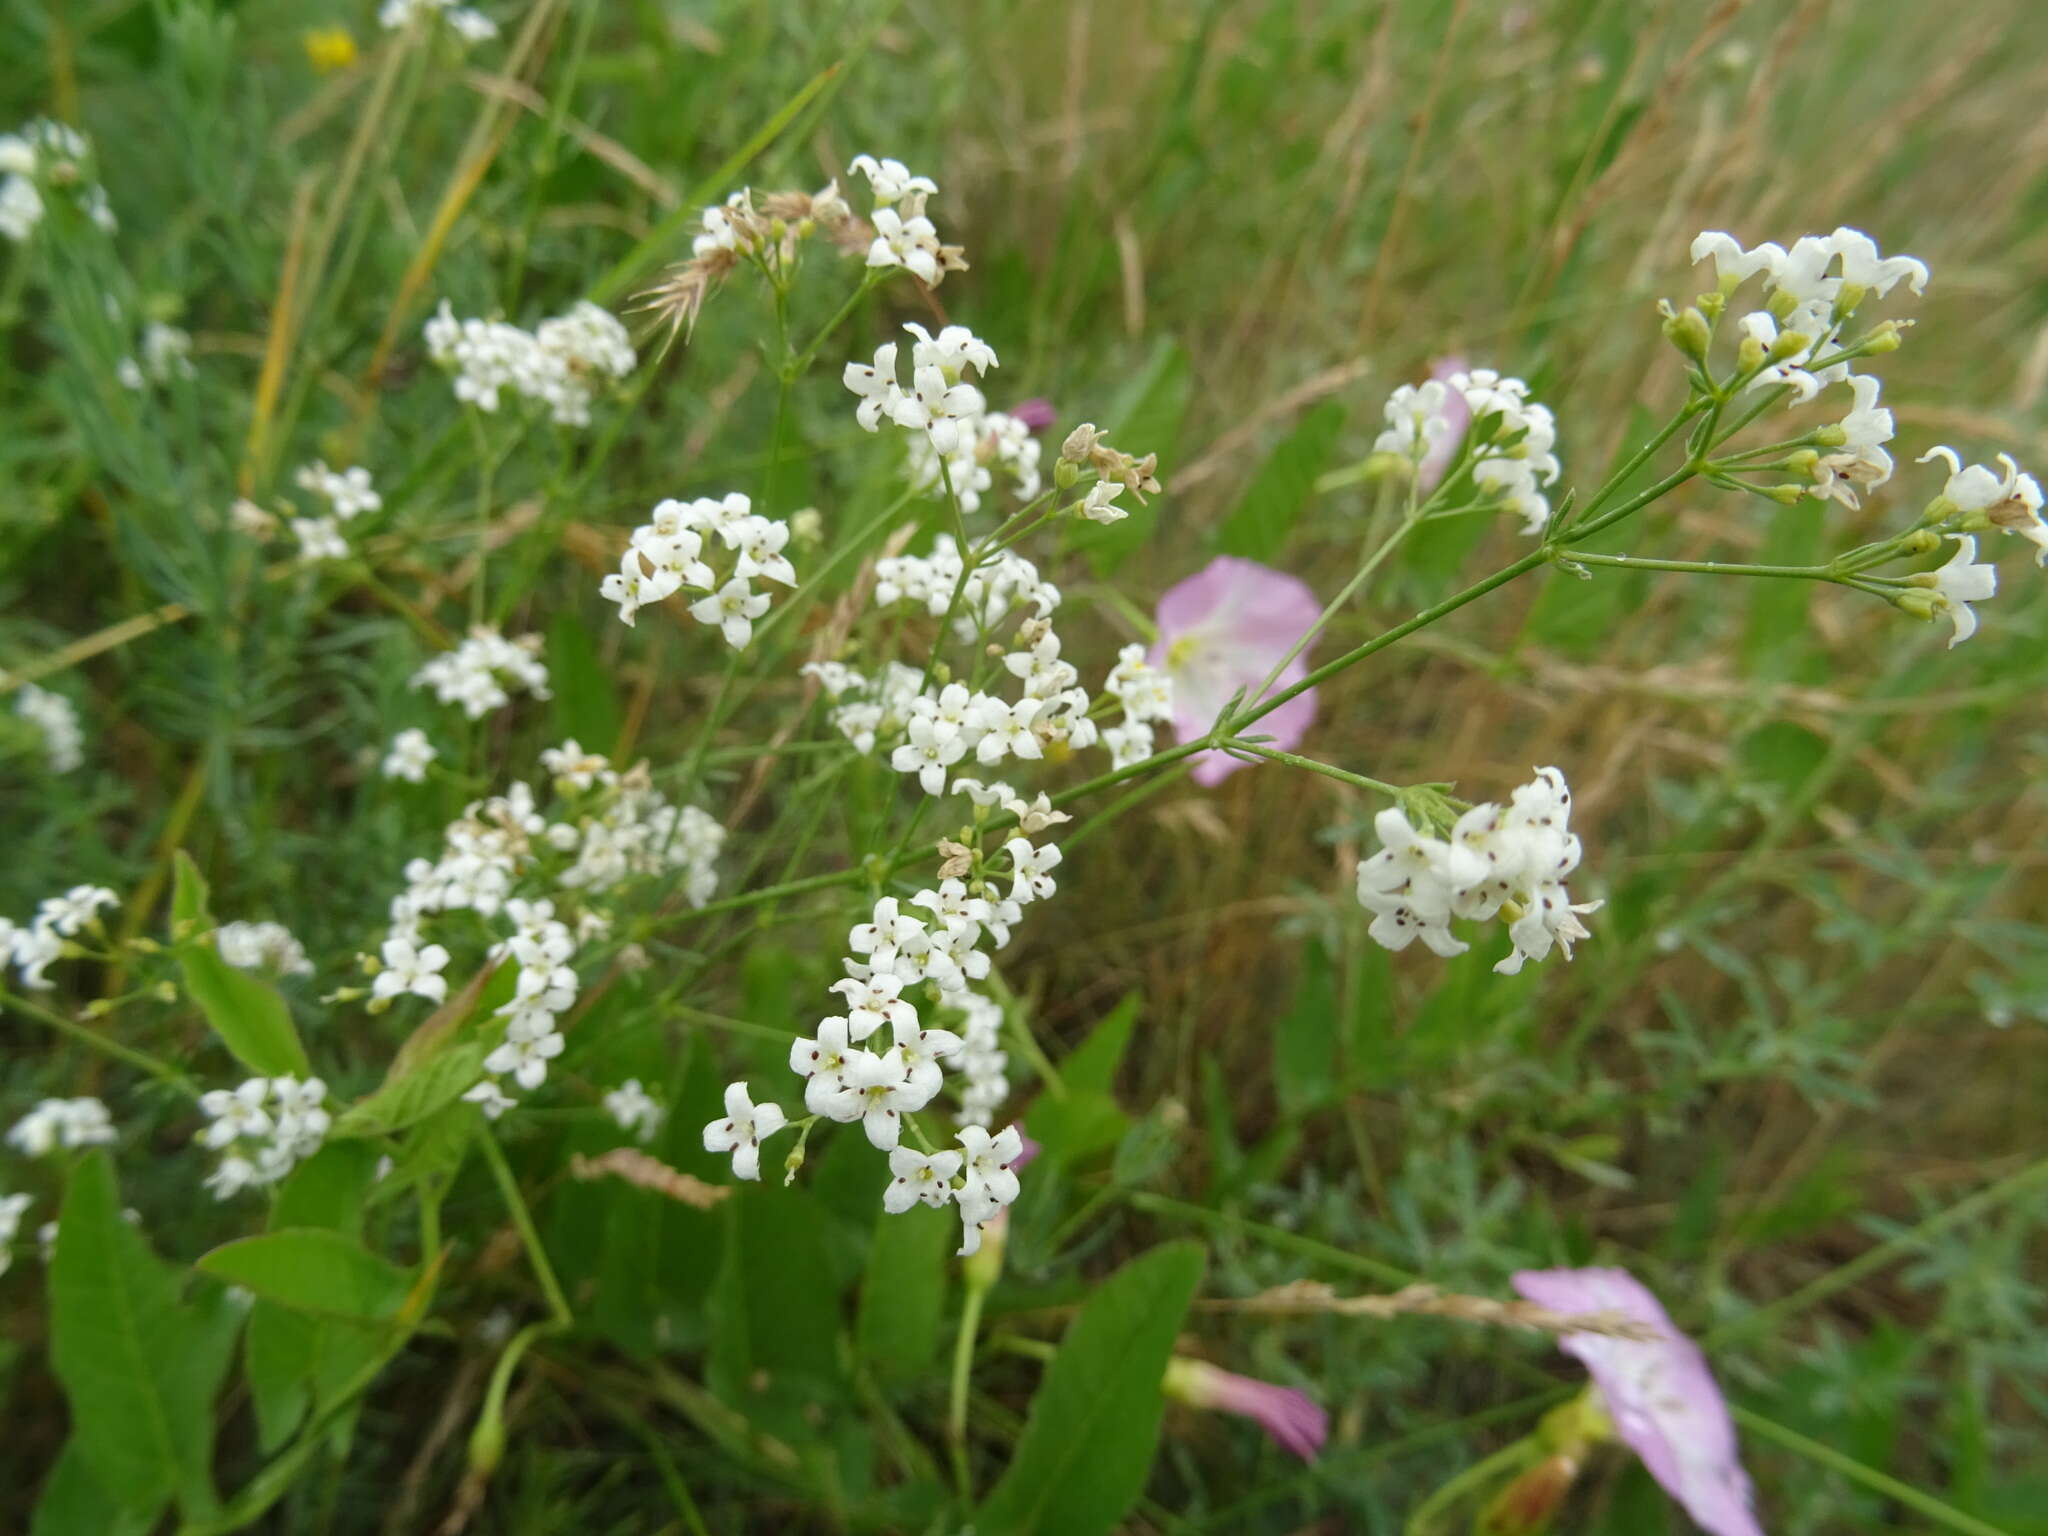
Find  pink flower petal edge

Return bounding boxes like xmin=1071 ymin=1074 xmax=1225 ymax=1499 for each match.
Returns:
xmin=1164 ymin=1358 xmax=1328 ymax=1461
xmin=1150 ymin=556 xmax=1322 ymax=787
xmin=1512 ymin=1267 xmax=1765 ymax=1536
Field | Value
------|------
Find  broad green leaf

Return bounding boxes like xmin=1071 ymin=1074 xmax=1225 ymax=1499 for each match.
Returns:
xmin=1031 ymin=993 xmax=1138 ymax=1168
xmin=173 ymin=852 xmax=310 ymax=1077
xmin=707 ymin=1187 xmax=845 ymax=1427
xmin=49 ymin=1151 xmax=238 ymax=1524
xmin=854 ymin=1201 xmax=951 ymax=1378
xmin=32 ymin=1439 xmax=159 ymax=1536
xmin=1068 ymin=339 xmax=1190 ymax=576
xmin=976 ymin=1241 xmax=1206 ymax=1536
xmin=197 ymin=1229 xmax=411 ymax=1319
xmin=244 ymin=1144 xmax=381 ymax=1450
xmin=1214 ymin=399 xmax=1346 ymax=561
xmin=332 ymin=1036 xmax=492 ymax=1138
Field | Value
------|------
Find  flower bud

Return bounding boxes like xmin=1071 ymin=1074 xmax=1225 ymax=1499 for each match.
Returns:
xmin=961 ymin=1209 xmax=1007 ymax=1295
xmin=1735 ymin=335 xmax=1767 ymax=375
xmin=1762 ymin=484 xmax=1806 ymax=505
xmin=1766 ymin=289 xmax=1798 ymax=324
xmin=1060 ymin=423 xmax=1104 ymax=464
xmin=1767 ymin=329 xmax=1810 ymax=364
xmin=1660 ymin=304 xmax=1712 ymax=365
xmin=1053 ymin=458 xmax=1080 ymax=489
xmin=1812 ymin=424 xmax=1848 ymax=448
xmin=1476 ymin=1454 xmax=1582 ymax=1536
xmin=1786 ymin=448 xmax=1820 ymax=479
xmin=1696 ymin=289 xmax=1727 ymax=323
xmin=1899 ymin=527 xmax=1941 ymax=556
xmin=1862 ymin=320 xmax=1904 ymax=354
xmin=1894 ymin=587 xmax=1939 ymax=620
xmin=1835 ymin=280 xmax=1868 ymax=318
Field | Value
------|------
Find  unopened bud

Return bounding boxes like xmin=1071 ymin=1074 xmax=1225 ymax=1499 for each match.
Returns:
xmin=1835 ymin=280 xmax=1868 ymax=318
xmin=1735 ymin=335 xmax=1767 ymax=375
xmin=1476 ymin=1454 xmax=1581 ymax=1536
xmin=1786 ymin=448 xmax=1820 ymax=479
xmin=1767 ymin=329 xmax=1810 ymax=364
xmin=1766 ymin=288 xmax=1798 ymax=323
xmin=1696 ymin=289 xmax=1727 ymax=323
xmin=1862 ymin=320 xmax=1904 ymax=354
xmin=962 ymin=1211 xmax=1007 ymax=1295
xmin=1660 ymin=304 xmax=1712 ymax=364
xmin=1762 ymin=483 xmax=1807 ymax=505
xmin=1053 ymin=458 xmax=1080 ymax=489
xmin=782 ymin=1142 xmax=807 ymax=1186
xmin=1894 ymin=587 xmax=1939 ymax=620
xmin=1812 ymin=424 xmax=1847 ymax=448
xmin=1900 ymin=527 xmax=1941 ymax=555
xmin=1060 ymin=423 xmax=1104 ymax=464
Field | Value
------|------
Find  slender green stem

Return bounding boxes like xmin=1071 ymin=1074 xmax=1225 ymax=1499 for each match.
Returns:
xmin=1218 ymin=739 xmax=1402 ymax=796
xmin=477 ymin=1128 xmax=574 ymax=1326
xmin=948 ymin=1286 xmax=987 ymax=1506
xmin=1558 ymin=549 xmax=1839 ymax=582
xmin=1555 ymin=399 xmax=1706 ymax=535
xmin=1403 ymin=1436 xmax=1537 ymax=1536
xmin=466 ymin=410 xmax=496 ymax=628
xmin=1 ymin=987 xmax=192 ymax=1091
xmin=791 ymin=268 xmax=885 ymax=375
xmin=1731 ymin=1407 xmax=2009 ymax=1536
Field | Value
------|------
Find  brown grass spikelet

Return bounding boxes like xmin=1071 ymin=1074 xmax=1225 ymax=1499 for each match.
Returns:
xmin=570 ymin=1148 xmax=731 ymax=1209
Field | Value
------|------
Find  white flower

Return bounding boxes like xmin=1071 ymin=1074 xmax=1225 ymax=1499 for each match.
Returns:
xmin=1828 ymin=226 xmax=1928 ymax=300
xmin=484 ymin=1029 xmax=564 ymax=1090
xmin=205 ymin=1154 xmax=262 ymax=1200
xmin=215 ymin=920 xmax=314 ymax=976
xmin=1923 ymin=534 xmax=1998 ymax=647
xmin=891 ymin=714 xmax=968 ymax=796
xmin=1690 ymin=231 xmax=1787 ymax=290
xmin=603 ymin=1079 xmax=664 ymax=1141
xmin=464 ymin=1079 xmax=516 ymax=1119
xmin=866 ymin=205 xmax=941 ymax=284
xmin=373 ymin=936 xmax=451 ymax=1004
xmin=295 ymin=461 xmax=382 ymax=520
xmin=973 ymin=697 xmax=1044 ymax=764
xmin=9 ymin=919 xmax=65 ymax=989
xmin=840 ymin=1047 xmax=925 ymax=1150
xmin=791 ymin=1016 xmax=859 ymax=1111
xmin=382 ymin=728 xmax=438 ymax=783
xmin=1921 ymin=447 xmax=2048 ymax=565
xmin=199 ymin=1079 xmax=273 ymax=1148
xmin=689 ymin=578 xmax=771 ymax=649
xmin=1004 ymin=837 xmax=1062 ymax=903
xmin=38 ymin=885 xmax=118 ymax=936
xmin=292 ymin=516 xmax=348 ymax=564
xmin=410 ymin=627 xmax=550 ymax=719
xmin=884 ymin=1146 xmax=963 ymax=1213
xmin=14 ymin=683 xmax=83 ymax=772
xmin=828 ymin=973 xmax=917 ymax=1041
xmin=844 ymin=342 xmax=903 ymax=432
xmin=1811 ymin=374 xmax=1894 ymax=508
xmin=849 ymin=155 xmax=937 ymax=211
xmin=1079 ymin=481 xmax=1127 ymax=523
xmin=954 ymin=1123 xmax=1024 ymax=1254
xmin=8 ymin=1098 xmax=116 ymax=1156
xmin=701 ymin=1082 xmax=787 ymax=1181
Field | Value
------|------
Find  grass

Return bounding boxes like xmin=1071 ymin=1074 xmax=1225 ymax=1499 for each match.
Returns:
xmin=4 ymin=0 xmax=2048 ymax=1531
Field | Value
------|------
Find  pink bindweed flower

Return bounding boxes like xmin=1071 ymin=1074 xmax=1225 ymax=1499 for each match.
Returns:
xmin=1010 ymin=397 xmax=1057 ymax=432
xmin=1150 ymin=556 xmax=1321 ymax=787
xmin=1417 ymin=356 xmax=1473 ymax=493
xmin=1512 ymin=1267 xmax=1764 ymax=1536
xmin=1163 ymin=1357 xmax=1328 ymax=1461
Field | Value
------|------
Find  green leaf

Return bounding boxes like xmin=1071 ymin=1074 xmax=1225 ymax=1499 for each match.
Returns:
xmin=32 ymin=1439 xmax=159 ymax=1536
xmin=1213 ymin=399 xmax=1346 ymax=561
xmin=1031 ymin=993 xmax=1139 ymax=1168
xmin=172 ymin=852 xmax=310 ymax=1078
xmin=854 ymin=1201 xmax=951 ymax=1378
xmin=196 ymin=1229 xmax=411 ymax=1320
xmin=49 ymin=1151 xmax=239 ymax=1524
xmin=1274 ymin=937 xmax=1338 ymax=1115
xmin=332 ymin=1036 xmax=492 ymax=1139
xmin=977 ymin=1241 xmax=1206 ymax=1536
xmin=1068 ymin=339 xmax=1190 ymax=576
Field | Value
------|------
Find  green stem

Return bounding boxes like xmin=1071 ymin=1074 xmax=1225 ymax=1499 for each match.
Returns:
xmin=948 ymin=1285 xmax=987 ymax=1506
xmin=477 ymin=1128 xmax=574 ymax=1326
xmin=1 ymin=988 xmax=192 ymax=1091
xmin=1731 ymin=1407 xmax=2009 ymax=1536
xmin=1218 ymin=740 xmax=1402 ymax=796
xmin=1558 ymin=550 xmax=1839 ymax=582
xmin=1403 ymin=1436 xmax=1538 ymax=1536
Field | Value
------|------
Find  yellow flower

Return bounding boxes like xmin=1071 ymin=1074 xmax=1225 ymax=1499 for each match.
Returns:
xmin=303 ymin=26 xmax=358 ymax=73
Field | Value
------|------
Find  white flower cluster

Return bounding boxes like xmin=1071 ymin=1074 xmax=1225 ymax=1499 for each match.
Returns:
xmin=378 ymin=0 xmax=497 ymax=42
xmin=382 ymin=727 xmax=439 ymax=782
xmin=597 ymin=492 xmax=796 ymax=647
xmin=604 ymin=1079 xmax=664 ymax=1141
xmin=372 ymin=746 xmax=720 ymax=1119
xmin=1691 ymin=227 xmax=1926 ymax=406
xmin=423 ymin=298 xmax=635 ymax=426
xmin=116 ymin=322 xmax=195 ymax=392
xmin=216 ymin=920 xmax=315 ymax=977
xmin=848 ymin=155 xmax=951 ymax=285
xmin=1 ymin=885 xmax=117 ymax=991
xmin=15 ymin=682 xmax=83 ymax=773
xmin=1101 ymin=644 xmax=1176 ymax=771
xmin=197 ymin=1076 xmax=331 ymax=1199
xmin=0 ymin=120 xmax=115 ymax=243
xmin=1356 ymin=767 xmax=1600 ymax=976
xmin=1375 ymin=371 xmax=1561 ymax=533
xmin=905 ymin=408 xmax=1043 ymax=513
xmin=705 ymin=830 xmax=1059 ymax=1253
xmin=286 ymin=459 xmax=382 ymax=565
xmin=1903 ymin=447 xmax=2045 ymax=647
xmin=410 ymin=626 xmax=550 ymax=719
xmin=0 ymin=1191 xmax=28 ymax=1277
xmin=7 ymin=1097 xmax=117 ymax=1156
xmin=845 ymin=323 xmax=998 ymax=455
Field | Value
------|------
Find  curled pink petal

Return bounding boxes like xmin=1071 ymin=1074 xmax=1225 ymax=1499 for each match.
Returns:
xmin=1163 ymin=1358 xmax=1328 ymax=1461
xmin=1010 ymin=397 xmax=1057 ymax=432
xmin=1150 ymin=556 xmax=1321 ymax=786
xmin=1512 ymin=1268 xmax=1764 ymax=1536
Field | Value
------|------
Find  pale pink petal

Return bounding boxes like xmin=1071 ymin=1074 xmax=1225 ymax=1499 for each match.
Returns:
xmin=1417 ymin=356 xmax=1473 ymax=493
xmin=1512 ymin=1268 xmax=1764 ymax=1536
xmin=1165 ymin=1358 xmax=1328 ymax=1461
xmin=1150 ymin=556 xmax=1321 ymax=786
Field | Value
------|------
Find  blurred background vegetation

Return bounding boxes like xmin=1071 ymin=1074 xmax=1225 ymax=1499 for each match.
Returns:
xmin=3 ymin=0 xmax=2047 ymax=1530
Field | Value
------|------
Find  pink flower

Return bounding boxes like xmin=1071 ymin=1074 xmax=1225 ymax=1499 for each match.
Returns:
xmin=1150 ymin=556 xmax=1321 ymax=788
xmin=1009 ymin=397 xmax=1057 ymax=432
xmin=1162 ymin=1357 xmax=1328 ymax=1461
xmin=1512 ymin=1268 xmax=1764 ymax=1536
xmin=1417 ymin=355 xmax=1472 ymax=493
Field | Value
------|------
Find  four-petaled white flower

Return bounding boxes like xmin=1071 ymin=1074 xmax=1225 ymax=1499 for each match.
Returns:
xmin=1924 ymin=534 xmax=1998 ymax=647
xmin=374 ymin=936 xmax=451 ymax=1004
xmin=199 ymin=1078 xmax=273 ymax=1148
xmin=1921 ymin=446 xmax=2048 ymax=566
xmin=382 ymin=728 xmax=437 ymax=783
xmin=884 ymin=1146 xmax=963 ymax=1212
xmin=1004 ymin=837 xmax=1062 ymax=902
xmin=603 ymin=1079 xmax=664 ymax=1141
xmin=891 ymin=714 xmax=967 ymax=796
xmin=689 ymin=578 xmax=771 ymax=650
xmin=701 ymin=1081 xmax=788 ymax=1181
